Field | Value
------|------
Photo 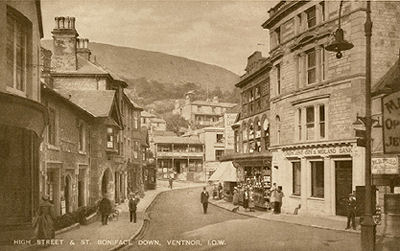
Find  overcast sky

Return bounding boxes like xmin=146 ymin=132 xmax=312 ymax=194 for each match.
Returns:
xmin=41 ymin=0 xmax=279 ymax=75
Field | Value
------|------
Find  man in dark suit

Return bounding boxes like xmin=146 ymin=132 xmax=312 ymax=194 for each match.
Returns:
xmin=200 ymin=187 xmax=209 ymax=214
xmin=98 ymin=194 xmax=112 ymax=225
xmin=129 ymin=193 xmax=140 ymax=223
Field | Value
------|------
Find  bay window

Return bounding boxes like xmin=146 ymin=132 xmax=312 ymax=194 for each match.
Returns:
xmin=306 ymin=6 xmax=316 ymax=28
xmin=306 ymin=106 xmax=315 ymax=140
xmin=296 ymin=104 xmax=327 ymax=142
xmin=306 ymin=49 xmax=316 ymax=84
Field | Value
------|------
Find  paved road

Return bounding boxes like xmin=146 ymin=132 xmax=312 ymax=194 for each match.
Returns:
xmin=123 ymin=187 xmax=398 ymax=251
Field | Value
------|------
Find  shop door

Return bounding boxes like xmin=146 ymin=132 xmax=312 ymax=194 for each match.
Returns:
xmin=335 ymin=160 xmax=352 ymax=216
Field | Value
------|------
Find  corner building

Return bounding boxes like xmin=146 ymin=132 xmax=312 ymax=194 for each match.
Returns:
xmin=263 ymin=1 xmax=400 ymax=216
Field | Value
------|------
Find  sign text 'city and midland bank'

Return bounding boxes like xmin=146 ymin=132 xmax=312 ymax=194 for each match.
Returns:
xmin=383 ymin=91 xmax=400 ymax=153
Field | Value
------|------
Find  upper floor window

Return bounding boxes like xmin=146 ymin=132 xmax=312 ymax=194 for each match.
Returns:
xmin=320 ymin=45 xmax=326 ymax=81
xmin=133 ymin=141 xmax=139 ymax=159
xmin=276 ymin=64 xmax=281 ymax=95
xmin=319 ymin=105 xmax=326 ymax=138
xmin=133 ymin=112 xmax=138 ymax=129
xmin=306 ymin=49 xmax=316 ymax=84
xmin=7 ymin=11 xmax=30 ymax=93
xmin=297 ymin=104 xmax=326 ymax=142
xmin=216 ymin=134 xmax=224 ymax=143
xmin=306 ymin=106 xmax=315 ymax=140
xmin=78 ymin=122 xmax=86 ymax=152
xmin=319 ymin=1 xmax=326 ymax=22
xmin=215 ymin=150 xmax=224 ymax=160
xmin=306 ymin=6 xmax=316 ymax=28
xmin=263 ymin=119 xmax=270 ymax=150
xmin=234 ymin=130 xmax=240 ymax=153
xmin=106 ymin=127 xmax=115 ymax=149
xmin=48 ymin=108 xmax=57 ymax=146
xmin=275 ymin=26 xmax=281 ymax=46
xmin=275 ymin=115 xmax=281 ymax=145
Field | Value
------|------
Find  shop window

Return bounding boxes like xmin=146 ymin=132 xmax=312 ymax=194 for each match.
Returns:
xmin=306 ymin=6 xmax=316 ymax=28
xmin=48 ymin=108 xmax=57 ymax=146
xmin=292 ymin=162 xmax=301 ymax=195
xmin=106 ymin=127 xmax=115 ymax=149
xmin=6 ymin=9 xmax=30 ymax=94
xmin=306 ymin=106 xmax=315 ymax=140
xmin=215 ymin=150 xmax=224 ymax=160
xmin=311 ymin=161 xmax=324 ymax=198
xmin=306 ymin=49 xmax=316 ymax=84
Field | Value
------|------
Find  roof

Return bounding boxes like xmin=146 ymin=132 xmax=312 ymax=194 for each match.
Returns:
xmin=141 ymin=111 xmax=157 ymax=118
xmin=151 ymin=117 xmax=166 ymax=123
xmin=152 ymin=131 xmax=177 ymax=137
xmin=191 ymin=100 xmax=237 ymax=107
xmin=208 ymin=161 xmax=237 ymax=182
xmin=54 ymin=89 xmax=116 ymax=117
xmin=123 ymin=89 xmax=143 ymax=110
xmin=153 ymin=136 xmax=202 ymax=145
xmin=372 ymin=58 xmax=400 ymax=95
xmin=226 ymin=104 xmax=240 ymax=113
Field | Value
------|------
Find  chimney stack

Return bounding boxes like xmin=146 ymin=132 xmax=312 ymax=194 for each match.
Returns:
xmin=77 ymin=38 xmax=91 ymax=60
xmin=51 ymin=16 xmax=79 ymax=71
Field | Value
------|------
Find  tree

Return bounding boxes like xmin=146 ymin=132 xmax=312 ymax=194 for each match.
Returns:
xmin=163 ymin=113 xmax=189 ymax=134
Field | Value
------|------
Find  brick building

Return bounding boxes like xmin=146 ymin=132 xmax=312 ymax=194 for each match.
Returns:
xmin=0 ymin=0 xmax=48 ymax=238
xmin=263 ymin=1 xmax=400 ymax=216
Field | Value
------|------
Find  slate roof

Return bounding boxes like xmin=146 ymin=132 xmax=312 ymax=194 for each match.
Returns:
xmin=372 ymin=59 xmax=400 ymax=95
xmin=54 ymin=89 xmax=116 ymax=117
xmin=153 ymin=136 xmax=202 ymax=145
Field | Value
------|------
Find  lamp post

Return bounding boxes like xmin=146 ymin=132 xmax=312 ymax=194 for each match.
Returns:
xmin=325 ymin=1 xmax=375 ymax=250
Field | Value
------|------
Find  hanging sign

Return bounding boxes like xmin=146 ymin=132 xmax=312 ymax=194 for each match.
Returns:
xmin=382 ymin=90 xmax=400 ymax=153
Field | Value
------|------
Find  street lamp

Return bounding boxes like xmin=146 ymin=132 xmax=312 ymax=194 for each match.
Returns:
xmin=325 ymin=1 xmax=375 ymax=251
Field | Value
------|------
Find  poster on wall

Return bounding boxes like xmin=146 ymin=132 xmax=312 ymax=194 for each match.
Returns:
xmin=383 ymin=90 xmax=400 ymax=153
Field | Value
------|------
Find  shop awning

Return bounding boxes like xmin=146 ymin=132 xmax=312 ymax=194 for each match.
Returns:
xmin=208 ymin=161 xmax=237 ymax=182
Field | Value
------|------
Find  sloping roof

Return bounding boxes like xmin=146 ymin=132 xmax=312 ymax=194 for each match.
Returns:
xmin=208 ymin=161 xmax=237 ymax=182
xmin=372 ymin=59 xmax=400 ymax=95
xmin=141 ymin=111 xmax=157 ymax=118
xmin=54 ymin=89 xmax=116 ymax=117
xmin=152 ymin=131 xmax=177 ymax=136
xmin=153 ymin=136 xmax=202 ymax=145
xmin=191 ymin=100 xmax=237 ymax=107
xmin=227 ymin=104 xmax=240 ymax=113
xmin=123 ymin=89 xmax=143 ymax=110
xmin=151 ymin=117 xmax=166 ymax=123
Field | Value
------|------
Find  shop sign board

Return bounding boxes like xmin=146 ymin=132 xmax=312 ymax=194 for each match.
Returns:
xmin=371 ymin=157 xmax=399 ymax=174
xmin=383 ymin=90 xmax=400 ymax=153
xmin=283 ymin=145 xmax=352 ymax=157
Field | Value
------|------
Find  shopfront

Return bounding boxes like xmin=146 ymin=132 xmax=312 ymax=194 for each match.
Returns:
xmin=274 ymin=142 xmax=363 ymax=216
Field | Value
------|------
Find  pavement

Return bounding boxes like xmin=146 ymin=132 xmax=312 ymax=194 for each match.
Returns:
xmin=208 ymin=197 xmax=399 ymax=239
xmin=4 ymin=180 xmax=205 ymax=251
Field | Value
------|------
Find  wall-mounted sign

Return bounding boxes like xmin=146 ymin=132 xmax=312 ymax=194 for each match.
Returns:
xmin=283 ymin=145 xmax=352 ymax=157
xmin=383 ymin=90 xmax=400 ymax=153
xmin=372 ymin=157 xmax=399 ymax=174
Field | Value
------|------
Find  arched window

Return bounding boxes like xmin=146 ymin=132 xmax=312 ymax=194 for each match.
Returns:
xmin=275 ymin=115 xmax=281 ymax=145
xmin=249 ymin=121 xmax=255 ymax=153
xmin=255 ymin=118 xmax=262 ymax=152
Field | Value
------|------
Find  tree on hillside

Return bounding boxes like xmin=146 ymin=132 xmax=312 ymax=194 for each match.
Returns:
xmin=163 ymin=113 xmax=189 ymax=135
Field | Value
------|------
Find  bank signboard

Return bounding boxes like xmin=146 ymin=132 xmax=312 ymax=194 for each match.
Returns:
xmin=383 ymin=90 xmax=400 ymax=153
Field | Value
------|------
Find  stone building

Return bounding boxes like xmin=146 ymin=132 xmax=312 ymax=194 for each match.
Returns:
xmin=222 ymin=51 xmax=273 ymax=192
xmin=0 ymin=0 xmax=48 ymax=238
xmin=262 ymin=1 xmax=400 ymax=216
xmin=141 ymin=111 xmax=167 ymax=132
xmin=42 ymin=16 xmax=144 ymax=205
xmin=173 ymin=93 xmax=237 ymax=128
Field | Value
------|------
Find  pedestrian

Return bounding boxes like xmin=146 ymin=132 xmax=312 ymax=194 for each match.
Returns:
xmin=249 ymin=188 xmax=255 ymax=212
xmin=200 ymin=187 xmax=210 ymax=214
xmin=243 ymin=187 xmax=249 ymax=211
xmin=128 ymin=193 xmax=140 ymax=223
xmin=232 ymin=187 xmax=239 ymax=212
xmin=33 ymin=195 xmax=55 ymax=241
xmin=98 ymin=194 xmax=112 ymax=225
xmin=212 ymin=184 xmax=218 ymax=199
xmin=218 ymin=183 xmax=223 ymax=199
xmin=169 ymin=176 xmax=173 ymax=189
xmin=276 ymin=186 xmax=284 ymax=214
xmin=346 ymin=191 xmax=357 ymax=230
xmin=270 ymin=183 xmax=278 ymax=214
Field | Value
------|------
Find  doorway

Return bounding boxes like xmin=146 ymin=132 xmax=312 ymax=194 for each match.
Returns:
xmin=335 ymin=160 xmax=353 ymax=216
xmin=64 ymin=175 xmax=72 ymax=213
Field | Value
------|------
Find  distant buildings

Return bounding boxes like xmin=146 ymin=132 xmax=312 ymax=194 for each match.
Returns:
xmin=173 ymin=92 xmax=237 ymax=128
xmin=0 ymin=0 xmax=48 ymax=236
xmin=153 ymin=136 xmax=204 ymax=181
xmin=141 ymin=111 xmax=167 ymax=132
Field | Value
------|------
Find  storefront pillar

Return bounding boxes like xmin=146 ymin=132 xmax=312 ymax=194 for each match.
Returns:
xmin=300 ymin=157 xmax=308 ymax=211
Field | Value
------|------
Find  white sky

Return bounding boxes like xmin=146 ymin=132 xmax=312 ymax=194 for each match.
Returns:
xmin=41 ymin=0 xmax=279 ymax=75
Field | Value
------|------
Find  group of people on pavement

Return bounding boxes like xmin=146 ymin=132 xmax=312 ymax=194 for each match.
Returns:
xmin=212 ymin=183 xmax=223 ymax=200
xmin=98 ymin=192 xmax=140 ymax=225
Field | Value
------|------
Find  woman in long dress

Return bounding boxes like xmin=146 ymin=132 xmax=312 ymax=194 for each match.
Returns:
xmin=33 ymin=195 xmax=56 ymax=240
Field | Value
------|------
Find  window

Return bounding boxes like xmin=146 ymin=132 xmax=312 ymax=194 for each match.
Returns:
xmin=216 ymin=134 xmax=224 ymax=143
xmin=298 ymin=108 xmax=302 ymax=141
xmin=275 ymin=116 xmax=281 ymax=145
xmin=234 ymin=130 xmax=240 ymax=153
xmin=306 ymin=106 xmax=315 ymax=140
xmin=255 ymin=120 xmax=261 ymax=152
xmin=275 ymin=27 xmax=281 ymax=45
xmin=292 ymin=162 xmax=301 ymax=195
xmin=133 ymin=141 xmax=139 ymax=158
xmin=133 ymin=112 xmax=138 ymax=129
xmin=263 ymin=119 xmax=270 ymax=150
xmin=319 ymin=105 xmax=325 ymax=138
xmin=311 ymin=161 xmax=324 ymax=198
xmin=320 ymin=1 xmax=326 ymax=22
xmin=276 ymin=64 xmax=281 ymax=95
xmin=249 ymin=122 xmax=255 ymax=153
xmin=215 ymin=150 xmax=224 ymax=160
xmin=306 ymin=49 xmax=316 ymax=84
xmin=306 ymin=6 xmax=316 ymax=28
xmin=106 ymin=127 xmax=115 ymax=149
xmin=48 ymin=108 xmax=56 ymax=145
xmin=7 ymin=11 xmax=29 ymax=93
xmin=78 ymin=122 xmax=85 ymax=152
xmin=320 ymin=45 xmax=326 ymax=81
